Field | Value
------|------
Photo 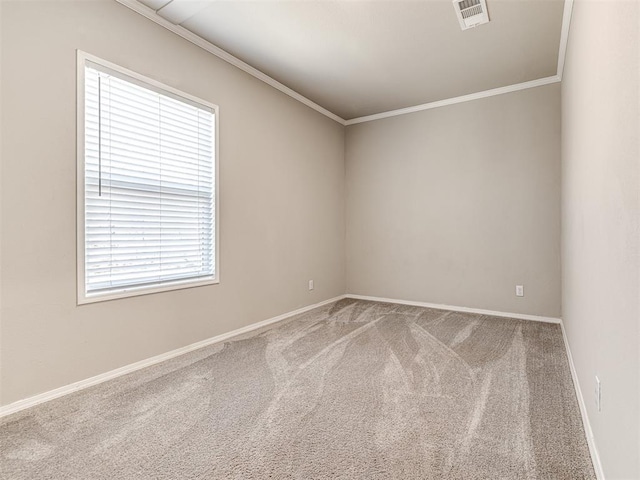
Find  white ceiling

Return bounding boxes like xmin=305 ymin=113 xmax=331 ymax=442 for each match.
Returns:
xmin=134 ymin=0 xmax=565 ymax=120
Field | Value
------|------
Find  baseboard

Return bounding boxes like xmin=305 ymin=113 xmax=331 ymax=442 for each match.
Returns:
xmin=345 ymin=294 xmax=561 ymax=324
xmin=0 ymin=294 xmax=346 ymax=418
xmin=560 ymin=320 xmax=606 ymax=479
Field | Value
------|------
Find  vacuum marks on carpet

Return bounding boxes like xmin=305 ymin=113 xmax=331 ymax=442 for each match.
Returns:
xmin=0 ymin=299 xmax=595 ymax=479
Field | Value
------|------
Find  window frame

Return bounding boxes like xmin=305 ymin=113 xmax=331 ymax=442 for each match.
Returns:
xmin=76 ymin=50 xmax=220 ymax=305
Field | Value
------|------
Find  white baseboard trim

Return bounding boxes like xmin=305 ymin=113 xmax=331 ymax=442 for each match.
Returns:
xmin=560 ymin=320 xmax=605 ymax=479
xmin=345 ymin=294 xmax=561 ymax=324
xmin=0 ymin=295 xmax=346 ymax=418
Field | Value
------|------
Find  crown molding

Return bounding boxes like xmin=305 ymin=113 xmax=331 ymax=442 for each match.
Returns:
xmin=557 ymin=0 xmax=574 ymax=80
xmin=114 ymin=0 xmax=346 ymax=125
xmin=345 ymin=75 xmax=561 ymax=125
xmin=115 ymin=0 xmax=573 ymax=127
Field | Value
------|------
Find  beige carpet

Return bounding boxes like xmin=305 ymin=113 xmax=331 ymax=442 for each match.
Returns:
xmin=0 ymin=298 xmax=595 ymax=479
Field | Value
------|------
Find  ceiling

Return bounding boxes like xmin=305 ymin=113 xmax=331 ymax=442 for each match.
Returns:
xmin=134 ymin=0 xmax=565 ymax=121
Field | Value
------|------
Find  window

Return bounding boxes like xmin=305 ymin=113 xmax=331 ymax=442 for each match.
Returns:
xmin=77 ymin=52 xmax=218 ymax=304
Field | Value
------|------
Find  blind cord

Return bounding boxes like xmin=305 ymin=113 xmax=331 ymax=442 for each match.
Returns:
xmin=98 ymin=75 xmax=102 ymax=197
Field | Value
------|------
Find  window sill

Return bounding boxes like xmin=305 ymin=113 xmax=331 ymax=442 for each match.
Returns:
xmin=77 ymin=277 xmax=219 ymax=305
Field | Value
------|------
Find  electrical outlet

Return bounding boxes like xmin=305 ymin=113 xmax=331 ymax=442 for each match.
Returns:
xmin=515 ymin=285 xmax=524 ymax=297
xmin=308 ymin=280 xmax=314 ymax=291
xmin=595 ymin=376 xmax=601 ymax=412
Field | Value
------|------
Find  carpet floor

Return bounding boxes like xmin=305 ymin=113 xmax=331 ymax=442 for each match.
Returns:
xmin=1 ymin=298 xmax=595 ymax=479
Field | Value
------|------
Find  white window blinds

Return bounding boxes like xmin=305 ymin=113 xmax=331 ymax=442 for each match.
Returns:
xmin=83 ymin=62 xmax=216 ymax=298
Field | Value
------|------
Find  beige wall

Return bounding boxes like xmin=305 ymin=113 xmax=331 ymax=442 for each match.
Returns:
xmin=346 ymin=84 xmax=561 ymax=318
xmin=561 ymin=0 xmax=640 ymax=478
xmin=0 ymin=0 xmax=346 ymax=406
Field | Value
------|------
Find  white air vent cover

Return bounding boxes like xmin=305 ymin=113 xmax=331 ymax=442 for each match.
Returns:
xmin=453 ymin=0 xmax=490 ymax=30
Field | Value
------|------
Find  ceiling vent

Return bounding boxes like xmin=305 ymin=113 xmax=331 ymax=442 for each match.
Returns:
xmin=453 ymin=0 xmax=490 ymax=30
